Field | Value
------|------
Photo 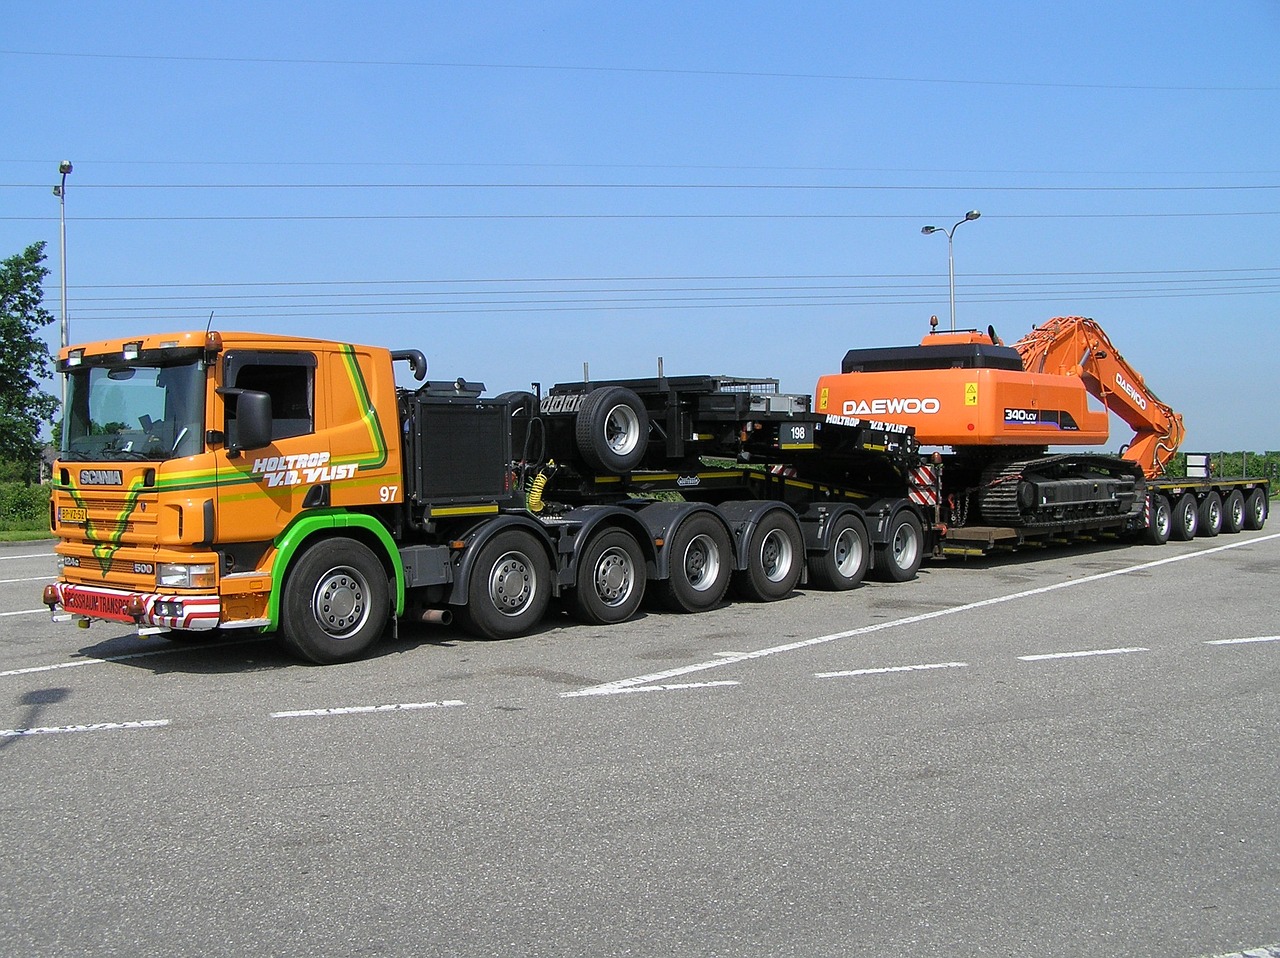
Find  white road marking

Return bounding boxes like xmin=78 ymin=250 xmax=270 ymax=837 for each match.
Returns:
xmin=562 ymin=531 xmax=1280 ymax=698
xmin=1 ymin=719 xmax=170 ymax=738
xmin=566 ymin=680 xmax=739 ymax=698
xmin=0 ymin=608 xmax=49 ymax=618
xmin=1018 ymin=646 xmax=1149 ymax=662
xmin=0 ymin=635 xmax=268 ymax=678
xmin=1207 ymin=944 xmax=1280 ymax=958
xmin=816 ymin=661 xmax=968 ymax=678
xmin=270 ymin=700 xmax=465 ymax=718
xmin=0 ymin=575 xmax=55 ymax=584
xmin=0 ymin=552 xmax=55 ymax=561
xmin=1206 ymin=635 xmax=1280 ymax=646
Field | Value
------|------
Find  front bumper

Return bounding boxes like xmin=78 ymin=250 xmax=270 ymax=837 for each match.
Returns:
xmin=44 ymin=581 xmax=221 ymax=631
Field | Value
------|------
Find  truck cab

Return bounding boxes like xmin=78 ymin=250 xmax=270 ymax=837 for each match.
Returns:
xmin=45 ymin=330 xmax=404 ymax=638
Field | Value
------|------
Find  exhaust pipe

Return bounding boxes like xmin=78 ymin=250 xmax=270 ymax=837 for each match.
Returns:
xmin=417 ymin=608 xmax=453 ymax=626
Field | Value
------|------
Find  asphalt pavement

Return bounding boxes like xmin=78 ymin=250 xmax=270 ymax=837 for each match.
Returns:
xmin=2 ymin=531 xmax=1278 ymax=957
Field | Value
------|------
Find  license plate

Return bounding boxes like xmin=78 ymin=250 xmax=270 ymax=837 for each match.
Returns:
xmin=779 ymin=422 xmax=815 ymax=449
xmin=63 ymin=589 xmax=131 ymax=621
xmin=59 ymin=507 xmax=87 ymax=523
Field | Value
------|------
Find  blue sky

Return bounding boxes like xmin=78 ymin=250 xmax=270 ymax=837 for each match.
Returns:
xmin=4 ymin=2 xmax=1278 ymax=452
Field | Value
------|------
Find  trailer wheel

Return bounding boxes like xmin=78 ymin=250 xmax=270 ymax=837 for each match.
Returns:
xmin=734 ymin=510 xmax=803 ymax=602
xmin=657 ymin=513 xmax=732 ymax=612
xmin=459 ymin=529 xmax=551 ymax=639
xmin=575 ymin=386 xmax=648 ymax=474
xmin=1220 ymin=490 xmax=1245 ymax=534
xmin=280 ymin=537 xmax=391 ymax=664
xmin=1244 ymin=488 xmax=1268 ymax=530
xmin=571 ymin=529 xmax=646 ymax=625
xmin=1170 ymin=493 xmax=1199 ymax=541
xmin=807 ymin=512 xmax=869 ymax=591
xmin=871 ymin=511 xmax=924 ymax=582
xmin=1197 ymin=492 xmax=1223 ymax=538
xmin=1143 ymin=494 xmax=1171 ymax=545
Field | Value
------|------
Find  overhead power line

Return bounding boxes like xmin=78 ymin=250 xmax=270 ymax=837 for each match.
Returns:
xmin=5 ymin=181 xmax=1279 ymax=192
xmin=65 ymin=274 xmax=1280 ymax=306
xmin=57 ymin=268 xmax=1280 ymax=322
xmin=7 ymin=159 xmax=1280 ymax=176
xmin=59 ymin=286 xmax=1280 ymax=323
xmin=6 ymin=211 xmax=1280 ymax=223
xmin=2 ymin=48 xmax=1275 ymax=93
xmin=62 ymin=266 xmax=1280 ymax=292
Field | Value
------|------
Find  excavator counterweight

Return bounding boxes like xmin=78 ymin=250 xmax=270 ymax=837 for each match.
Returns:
xmin=815 ymin=317 xmax=1183 ymax=479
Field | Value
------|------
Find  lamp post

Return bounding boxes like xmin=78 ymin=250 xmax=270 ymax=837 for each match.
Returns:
xmin=52 ymin=160 xmax=73 ymax=411
xmin=921 ymin=209 xmax=980 ymax=332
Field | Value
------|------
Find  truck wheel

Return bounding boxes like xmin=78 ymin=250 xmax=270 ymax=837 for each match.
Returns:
xmin=808 ymin=512 xmax=870 ymax=591
xmin=1142 ymin=494 xmax=1171 ymax=545
xmin=734 ymin=510 xmax=803 ymax=602
xmin=1197 ymin=492 xmax=1222 ymax=538
xmin=657 ymin=513 xmax=731 ymax=612
xmin=1170 ymin=493 xmax=1199 ymax=541
xmin=1244 ymin=488 xmax=1268 ymax=530
xmin=1221 ymin=490 xmax=1246 ymax=534
xmin=575 ymin=386 xmax=648 ymax=474
xmin=281 ymin=537 xmax=391 ymax=664
xmin=459 ymin=529 xmax=551 ymax=640
xmin=572 ymin=529 xmax=645 ymax=625
xmin=872 ymin=511 xmax=924 ymax=582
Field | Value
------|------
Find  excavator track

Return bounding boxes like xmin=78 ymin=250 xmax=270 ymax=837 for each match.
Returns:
xmin=977 ymin=454 xmax=1145 ymax=528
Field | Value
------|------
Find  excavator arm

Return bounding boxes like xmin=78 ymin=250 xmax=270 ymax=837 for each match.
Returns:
xmin=1012 ymin=316 xmax=1184 ymax=478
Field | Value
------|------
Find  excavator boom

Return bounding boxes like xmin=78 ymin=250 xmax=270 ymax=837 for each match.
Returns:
xmin=1012 ymin=316 xmax=1184 ymax=478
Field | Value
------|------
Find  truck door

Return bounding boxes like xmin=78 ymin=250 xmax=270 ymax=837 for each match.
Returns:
xmin=215 ymin=349 xmax=321 ymax=564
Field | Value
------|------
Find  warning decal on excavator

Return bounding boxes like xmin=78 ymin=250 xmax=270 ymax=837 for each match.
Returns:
xmin=964 ymin=383 xmax=978 ymax=406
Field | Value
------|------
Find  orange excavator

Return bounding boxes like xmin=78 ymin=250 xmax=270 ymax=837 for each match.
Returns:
xmin=814 ymin=315 xmax=1185 ymax=529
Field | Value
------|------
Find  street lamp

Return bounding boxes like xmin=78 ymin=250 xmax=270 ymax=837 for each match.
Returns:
xmin=921 ymin=209 xmax=980 ymax=332
xmin=52 ymin=160 xmax=72 ymax=411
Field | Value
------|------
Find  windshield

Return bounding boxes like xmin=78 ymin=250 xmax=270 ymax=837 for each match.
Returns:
xmin=62 ymin=361 xmax=206 ymax=461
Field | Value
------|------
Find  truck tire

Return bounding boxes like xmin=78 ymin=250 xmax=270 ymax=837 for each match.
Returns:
xmin=1244 ymin=488 xmax=1268 ymax=530
xmin=1142 ymin=494 xmax=1171 ymax=545
xmin=807 ymin=512 xmax=870 ymax=591
xmin=459 ymin=529 xmax=551 ymax=640
xmin=1197 ymin=492 xmax=1222 ymax=538
xmin=571 ymin=528 xmax=646 ymax=625
xmin=1221 ymin=490 xmax=1246 ymax=534
xmin=1170 ymin=493 xmax=1199 ymax=541
xmin=733 ymin=510 xmax=803 ymax=602
xmin=871 ymin=510 xmax=924 ymax=582
xmin=575 ymin=386 xmax=648 ymax=474
xmin=281 ymin=537 xmax=391 ymax=664
xmin=656 ymin=513 xmax=732 ymax=613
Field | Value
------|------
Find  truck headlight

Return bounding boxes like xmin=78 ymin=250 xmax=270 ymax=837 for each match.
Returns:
xmin=157 ymin=563 xmax=216 ymax=589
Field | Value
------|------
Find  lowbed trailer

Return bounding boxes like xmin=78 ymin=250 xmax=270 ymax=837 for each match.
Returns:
xmin=41 ymin=329 xmax=1269 ymax=664
xmin=914 ymin=462 xmax=1268 ymax=557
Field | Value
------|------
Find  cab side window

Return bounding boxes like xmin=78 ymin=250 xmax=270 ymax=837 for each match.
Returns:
xmin=224 ymin=351 xmax=317 ymax=442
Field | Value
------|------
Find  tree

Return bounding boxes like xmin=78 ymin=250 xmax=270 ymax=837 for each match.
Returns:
xmin=0 ymin=242 xmax=60 ymax=483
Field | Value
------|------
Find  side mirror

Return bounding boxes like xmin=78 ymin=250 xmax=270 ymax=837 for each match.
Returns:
xmin=218 ymin=387 xmax=273 ymax=454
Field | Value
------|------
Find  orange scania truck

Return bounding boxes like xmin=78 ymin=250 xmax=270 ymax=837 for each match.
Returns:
xmin=43 ymin=329 xmax=931 ymax=663
xmin=43 ymin=320 xmax=1268 ymax=664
